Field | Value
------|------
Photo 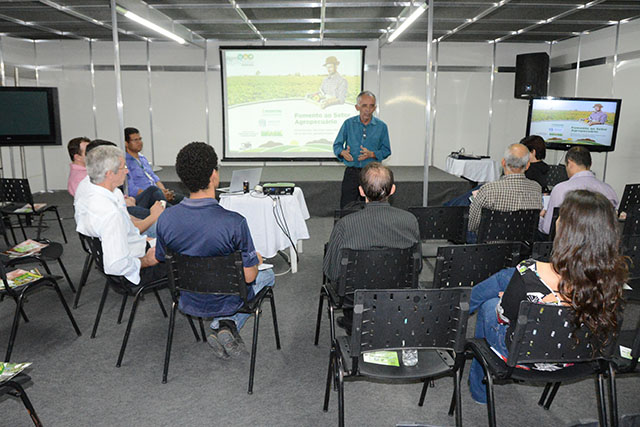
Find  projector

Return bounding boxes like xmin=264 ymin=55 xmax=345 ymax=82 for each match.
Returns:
xmin=263 ymin=182 xmax=296 ymax=195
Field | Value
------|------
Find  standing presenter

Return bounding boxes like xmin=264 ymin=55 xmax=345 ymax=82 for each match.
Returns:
xmin=333 ymin=91 xmax=391 ymax=208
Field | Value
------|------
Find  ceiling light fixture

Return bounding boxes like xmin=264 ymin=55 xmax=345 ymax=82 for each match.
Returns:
xmin=388 ymin=2 xmax=427 ymax=43
xmin=118 ymin=6 xmax=186 ymax=45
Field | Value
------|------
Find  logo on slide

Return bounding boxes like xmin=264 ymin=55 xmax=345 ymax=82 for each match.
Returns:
xmin=237 ymin=53 xmax=254 ymax=61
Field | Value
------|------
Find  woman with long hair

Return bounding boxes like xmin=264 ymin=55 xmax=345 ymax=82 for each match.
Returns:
xmin=468 ymin=189 xmax=627 ymax=404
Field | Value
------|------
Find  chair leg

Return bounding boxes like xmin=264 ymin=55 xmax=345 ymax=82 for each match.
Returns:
xmin=538 ymin=383 xmax=552 ymax=406
xmin=268 ymin=291 xmax=281 ymax=350
xmin=314 ymin=290 xmax=325 ymax=345
xmin=608 ymin=364 xmax=618 ymax=427
xmin=454 ymin=369 xmax=463 ymax=427
xmin=116 ymin=290 xmax=143 ymax=367
xmin=74 ymin=254 xmax=93 ymax=309
xmin=248 ymin=307 xmax=261 ymax=395
xmin=57 ymin=259 xmax=76 ymax=293
xmin=35 ymin=213 xmax=44 ymax=241
xmin=91 ymin=282 xmax=110 ymax=338
xmin=153 ymin=289 xmax=168 ymax=317
xmin=16 ymin=215 xmax=27 ymax=241
xmin=323 ymin=348 xmax=334 ymax=411
xmin=485 ymin=372 xmax=497 ymax=427
xmin=418 ymin=379 xmax=429 ymax=406
xmin=162 ymin=301 xmax=178 ymax=384
xmin=4 ymin=293 xmax=26 ymax=362
xmin=8 ymin=217 xmax=18 ymax=245
xmin=198 ymin=318 xmax=207 ymax=342
xmin=117 ymin=294 xmax=128 ymax=324
xmin=6 ymin=381 xmax=43 ymax=427
xmin=187 ymin=316 xmax=200 ymax=342
xmin=337 ymin=358 xmax=345 ymax=427
xmin=51 ymin=280 xmax=82 ymax=336
xmin=543 ymin=382 xmax=561 ymax=410
xmin=596 ymin=374 xmax=609 ymax=427
xmin=19 ymin=306 xmax=29 ymax=323
xmin=52 ymin=207 xmax=67 ymax=243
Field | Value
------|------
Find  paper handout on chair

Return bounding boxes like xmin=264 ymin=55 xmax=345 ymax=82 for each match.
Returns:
xmin=2 ymin=268 xmax=43 ymax=289
xmin=619 ymin=345 xmax=640 ymax=361
xmin=13 ymin=203 xmax=46 ymax=213
xmin=2 ymin=239 xmax=48 ymax=258
xmin=362 ymin=351 xmax=400 ymax=367
xmin=0 ymin=362 xmax=31 ymax=382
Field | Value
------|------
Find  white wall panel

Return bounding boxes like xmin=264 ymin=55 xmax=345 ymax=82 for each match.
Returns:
xmin=618 ymin=19 xmax=640 ymax=55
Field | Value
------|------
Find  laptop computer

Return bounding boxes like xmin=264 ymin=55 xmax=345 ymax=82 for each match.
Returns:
xmin=217 ymin=168 xmax=263 ymax=193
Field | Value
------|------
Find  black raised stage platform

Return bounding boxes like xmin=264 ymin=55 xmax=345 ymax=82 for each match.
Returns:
xmin=158 ymin=165 xmax=472 ymax=217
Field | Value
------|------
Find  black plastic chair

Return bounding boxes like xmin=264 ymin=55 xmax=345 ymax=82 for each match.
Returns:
xmin=477 ymin=208 xmax=540 ymax=244
xmin=73 ymin=233 xmax=95 ymax=308
xmin=621 ymin=203 xmax=640 ymax=248
xmin=531 ymin=241 xmax=554 ymax=263
xmin=408 ymin=206 xmax=469 ymax=245
xmin=163 ymin=250 xmax=280 ymax=393
xmin=546 ymin=164 xmax=569 ymax=189
xmin=0 ymin=372 xmax=42 ymax=426
xmin=618 ymin=184 xmax=640 ymax=217
xmin=323 ymin=288 xmax=471 ymax=427
xmin=314 ymin=244 xmax=421 ymax=346
xmin=607 ymin=316 xmax=640 ymax=427
xmin=547 ymin=207 xmax=560 ymax=242
xmin=465 ymin=301 xmax=612 ymax=427
xmin=0 ymin=178 xmax=67 ymax=244
xmin=431 ymin=242 xmax=522 ymax=288
xmin=0 ymin=261 xmax=81 ymax=362
xmin=622 ymin=235 xmax=640 ymax=281
xmin=83 ymin=235 xmax=168 ymax=368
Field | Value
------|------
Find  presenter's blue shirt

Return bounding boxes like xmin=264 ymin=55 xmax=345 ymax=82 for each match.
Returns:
xmin=333 ymin=115 xmax=391 ymax=168
xmin=155 ymin=197 xmax=259 ymax=318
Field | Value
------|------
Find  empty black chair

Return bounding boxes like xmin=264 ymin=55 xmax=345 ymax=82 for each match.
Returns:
xmin=163 ymin=250 xmax=280 ymax=393
xmin=323 ymin=288 xmax=471 ymax=427
xmin=408 ymin=206 xmax=469 ymax=244
xmin=465 ymin=301 xmax=612 ymax=427
xmin=618 ymin=183 xmax=640 ymax=217
xmin=314 ymin=244 xmax=421 ymax=346
xmin=84 ymin=235 xmax=168 ymax=368
xmin=0 ymin=261 xmax=81 ymax=362
xmin=546 ymin=164 xmax=569 ymax=189
xmin=0 ymin=178 xmax=67 ymax=244
xmin=531 ymin=241 xmax=553 ymax=263
xmin=432 ymin=242 xmax=521 ymax=288
xmin=0 ymin=372 xmax=42 ymax=426
xmin=477 ymin=208 xmax=540 ymax=244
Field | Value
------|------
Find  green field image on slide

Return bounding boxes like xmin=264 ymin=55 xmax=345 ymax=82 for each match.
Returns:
xmin=227 ymin=75 xmax=361 ymax=106
xmin=241 ymin=142 xmax=332 ymax=153
xmin=532 ymin=109 xmax=614 ymax=125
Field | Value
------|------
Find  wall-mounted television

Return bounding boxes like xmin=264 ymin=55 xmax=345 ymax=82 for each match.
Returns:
xmin=0 ymin=87 xmax=62 ymax=146
xmin=526 ymin=96 xmax=622 ymax=152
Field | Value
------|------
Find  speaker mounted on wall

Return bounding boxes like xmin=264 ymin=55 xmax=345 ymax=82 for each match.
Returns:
xmin=514 ymin=52 xmax=549 ymax=99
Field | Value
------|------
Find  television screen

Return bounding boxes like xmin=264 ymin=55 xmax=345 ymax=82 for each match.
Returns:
xmin=220 ymin=46 xmax=365 ymax=161
xmin=526 ymin=97 xmax=622 ymax=152
xmin=0 ymin=87 xmax=62 ymax=146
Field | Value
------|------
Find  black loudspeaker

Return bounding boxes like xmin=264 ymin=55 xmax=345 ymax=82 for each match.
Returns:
xmin=514 ymin=52 xmax=549 ymax=99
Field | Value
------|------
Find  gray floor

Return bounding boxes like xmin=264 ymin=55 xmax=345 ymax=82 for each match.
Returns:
xmin=1 ymin=191 xmax=638 ymax=427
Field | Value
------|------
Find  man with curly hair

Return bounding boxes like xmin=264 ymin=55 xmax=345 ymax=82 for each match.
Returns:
xmin=155 ymin=142 xmax=274 ymax=360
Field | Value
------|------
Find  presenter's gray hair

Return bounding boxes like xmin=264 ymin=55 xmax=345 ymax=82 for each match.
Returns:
xmin=86 ymin=145 xmax=123 ymax=184
xmin=503 ymin=143 xmax=530 ymax=171
xmin=357 ymin=90 xmax=376 ymax=104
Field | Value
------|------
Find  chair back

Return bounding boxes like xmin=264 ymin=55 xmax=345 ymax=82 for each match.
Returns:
xmin=506 ymin=301 xmax=613 ymax=370
xmin=547 ymin=207 xmax=560 ymax=241
xmin=477 ymin=208 xmax=540 ymax=244
xmin=350 ymin=288 xmax=471 ymax=359
xmin=619 ymin=183 xmax=640 ymax=216
xmin=165 ymin=250 xmax=248 ymax=301
xmin=546 ymin=164 xmax=569 ymax=189
xmin=623 ymin=234 xmax=640 ymax=280
xmin=531 ymin=241 xmax=553 ymax=263
xmin=0 ymin=178 xmax=34 ymax=205
xmin=433 ymin=242 xmax=521 ymax=288
xmin=78 ymin=232 xmax=92 ymax=256
xmin=621 ymin=203 xmax=640 ymax=244
xmin=408 ymin=206 xmax=468 ymax=244
xmin=336 ymin=244 xmax=421 ymax=297
xmin=80 ymin=234 xmax=131 ymax=289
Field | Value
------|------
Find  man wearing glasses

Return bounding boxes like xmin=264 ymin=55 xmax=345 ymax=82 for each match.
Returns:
xmin=333 ymin=91 xmax=391 ymax=209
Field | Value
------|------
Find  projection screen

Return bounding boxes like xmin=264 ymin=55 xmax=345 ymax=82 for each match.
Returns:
xmin=220 ymin=47 xmax=365 ymax=160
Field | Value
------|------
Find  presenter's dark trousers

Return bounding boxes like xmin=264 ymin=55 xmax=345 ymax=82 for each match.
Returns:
xmin=340 ymin=166 xmax=364 ymax=209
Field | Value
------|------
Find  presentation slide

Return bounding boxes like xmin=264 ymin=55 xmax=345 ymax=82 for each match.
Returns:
xmin=221 ymin=47 xmax=364 ymax=160
xmin=529 ymin=98 xmax=618 ymax=148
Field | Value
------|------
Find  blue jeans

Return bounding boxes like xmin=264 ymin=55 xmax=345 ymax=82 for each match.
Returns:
xmin=135 ymin=185 xmax=166 ymax=209
xmin=468 ymin=267 xmax=515 ymax=404
xmin=210 ymin=269 xmax=275 ymax=331
xmin=142 ymin=222 xmax=157 ymax=239
xmin=127 ymin=205 xmax=150 ymax=219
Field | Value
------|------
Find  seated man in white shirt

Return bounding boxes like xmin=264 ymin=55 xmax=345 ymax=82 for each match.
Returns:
xmin=74 ymin=145 xmax=163 ymax=285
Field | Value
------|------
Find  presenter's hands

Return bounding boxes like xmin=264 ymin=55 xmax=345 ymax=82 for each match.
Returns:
xmin=341 ymin=146 xmax=354 ymax=162
xmin=358 ymin=146 xmax=375 ymax=161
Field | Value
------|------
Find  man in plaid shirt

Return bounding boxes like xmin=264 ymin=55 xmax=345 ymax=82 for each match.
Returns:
xmin=468 ymin=143 xmax=543 ymax=232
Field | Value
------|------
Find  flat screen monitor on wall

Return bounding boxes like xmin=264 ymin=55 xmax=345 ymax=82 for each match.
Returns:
xmin=0 ymin=87 xmax=62 ymax=146
xmin=220 ymin=46 xmax=365 ymax=161
xmin=526 ymin=97 xmax=622 ymax=152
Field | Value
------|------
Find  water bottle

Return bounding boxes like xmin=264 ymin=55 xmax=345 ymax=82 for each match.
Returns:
xmin=402 ymin=349 xmax=418 ymax=367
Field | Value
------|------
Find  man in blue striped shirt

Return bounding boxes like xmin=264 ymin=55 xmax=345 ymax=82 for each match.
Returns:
xmin=333 ymin=91 xmax=391 ymax=208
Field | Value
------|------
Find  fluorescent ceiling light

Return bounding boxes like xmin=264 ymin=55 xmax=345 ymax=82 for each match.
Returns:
xmin=389 ymin=3 xmax=426 ymax=43
xmin=121 ymin=9 xmax=186 ymax=45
